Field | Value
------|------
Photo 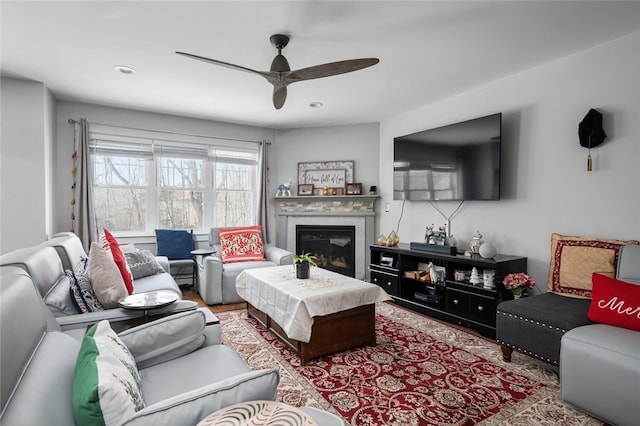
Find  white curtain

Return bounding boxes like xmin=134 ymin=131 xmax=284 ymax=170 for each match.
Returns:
xmin=74 ymin=119 xmax=97 ymax=250
xmin=257 ymin=140 xmax=270 ymax=243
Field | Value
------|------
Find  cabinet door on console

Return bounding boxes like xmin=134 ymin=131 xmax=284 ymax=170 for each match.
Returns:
xmin=371 ymin=271 xmax=399 ymax=296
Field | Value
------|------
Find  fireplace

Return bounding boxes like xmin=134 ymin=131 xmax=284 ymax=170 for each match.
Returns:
xmin=296 ymin=225 xmax=355 ymax=277
xmin=275 ymin=194 xmax=378 ymax=281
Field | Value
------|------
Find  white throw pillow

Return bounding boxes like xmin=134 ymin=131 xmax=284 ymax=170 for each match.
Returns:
xmin=72 ymin=320 xmax=145 ymax=426
xmin=88 ymin=241 xmax=128 ymax=308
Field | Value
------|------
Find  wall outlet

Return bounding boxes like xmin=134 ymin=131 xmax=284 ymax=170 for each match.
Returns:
xmin=385 ymin=203 xmax=390 ymax=212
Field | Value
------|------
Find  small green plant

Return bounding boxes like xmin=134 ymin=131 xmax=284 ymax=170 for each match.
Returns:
xmin=293 ymin=252 xmax=318 ymax=267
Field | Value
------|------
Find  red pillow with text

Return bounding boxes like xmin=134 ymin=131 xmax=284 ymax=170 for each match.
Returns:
xmin=587 ymin=273 xmax=640 ymax=331
xmin=102 ymin=228 xmax=134 ymax=295
xmin=219 ymin=226 xmax=266 ymax=263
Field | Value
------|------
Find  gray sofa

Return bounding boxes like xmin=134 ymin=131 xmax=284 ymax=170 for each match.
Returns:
xmin=0 ymin=233 xmax=194 ymax=330
xmin=197 ymin=227 xmax=293 ymax=305
xmin=559 ymin=245 xmax=640 ymax=426
xmin=497 ymin=245 xmax=640 ymax=426
xmin=0 ymin=266 xmax=280 ymax=425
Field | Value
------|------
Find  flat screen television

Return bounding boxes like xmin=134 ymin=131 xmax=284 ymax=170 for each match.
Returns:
xmin=393 ymin=113 xmax=501 ymax=201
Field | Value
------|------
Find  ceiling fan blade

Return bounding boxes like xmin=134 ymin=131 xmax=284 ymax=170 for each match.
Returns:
xmin=286 ymin=58 xmax=379 ymax=82
xmin=176 ymin=51 xmax=269 ymax=78
xmin=273 ymin=85 xmax=287 ymax=110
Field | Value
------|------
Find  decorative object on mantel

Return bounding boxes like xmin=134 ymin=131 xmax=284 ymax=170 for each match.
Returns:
xmin=322 ymin=185 xmax=329 ymax=196
xmin=578 ymin=108 xmax=607 ymax=172
xmin=503 ymin=273 xmax=536 ymax=299
xmin=470 ymin=230 xmax=484 ymax=254
xmin=297 ymin=183 xmax=314 ymax=196
xmin=345 ymin=182 xmax=363 ymax=195
xmin=276 ymin=179 xmax=292 ymax=196
xmin=298 ymin=161 xmax=353 ymax=196
xmin=293 ymin=252 xmax=317 ymax=279
xmin=369 ymin=185 xmax=377 ymax=195
xmin=479 ymin=242 xmax=497 ymax=259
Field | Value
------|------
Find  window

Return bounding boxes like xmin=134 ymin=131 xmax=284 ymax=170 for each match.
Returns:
xmin=90 ymin=128 xmax=260 ymax=234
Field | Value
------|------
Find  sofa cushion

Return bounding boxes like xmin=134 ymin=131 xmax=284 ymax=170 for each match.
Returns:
xmin=547 ymin=233 xmax=639 ymax=299
xmin=155 ymin=229 xmax=193 ymax=260
xmin=67 ymin=270 xmax=104 ymax=313
xmin=73 ymin=321 xmax=145 ymax=426
xmin=88 ymin=242 xmax=128 ymax=308
xmin=102 ymin=228 xmax=134 ymax=295
xmin=588 ymin=273 xmax=640 ymax=331
xmin=219 ymin=226 xmax=266 ymax=263
xmin=125 ymin=250 xmax=165 ymax=279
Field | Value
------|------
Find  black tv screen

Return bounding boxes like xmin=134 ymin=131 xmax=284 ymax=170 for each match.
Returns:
xmin=393 ymin=113 xmax=501 ymax=201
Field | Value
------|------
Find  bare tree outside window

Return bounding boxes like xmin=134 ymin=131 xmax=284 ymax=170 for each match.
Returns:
xmin=90 ymin=135 xmax=259 ymax=233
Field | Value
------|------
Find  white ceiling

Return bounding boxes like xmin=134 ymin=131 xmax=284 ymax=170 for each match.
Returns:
xmin=2 ymin=1 xmax=640 ymax=129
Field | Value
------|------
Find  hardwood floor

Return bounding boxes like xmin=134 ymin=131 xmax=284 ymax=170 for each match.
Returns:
xmin=180 ymin=285 xmax=246 ymax=313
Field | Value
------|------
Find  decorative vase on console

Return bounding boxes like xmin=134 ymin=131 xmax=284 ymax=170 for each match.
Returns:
xmin=470 ymin=231 xmax=483 ymax=254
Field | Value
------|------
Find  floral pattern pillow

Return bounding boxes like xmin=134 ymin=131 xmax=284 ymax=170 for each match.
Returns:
xmin=219 ymin=226 xmax=267 ymax=263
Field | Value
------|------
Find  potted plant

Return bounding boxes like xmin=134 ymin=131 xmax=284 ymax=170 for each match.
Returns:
xmin=293 ymin=252 xmax=317 ymax=279
xmin=502 ymin=273 xmax=536 ymax=299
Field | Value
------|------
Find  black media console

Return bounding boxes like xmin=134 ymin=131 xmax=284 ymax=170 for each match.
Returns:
xmin=370 ymin=243 xmax=527 ymax=338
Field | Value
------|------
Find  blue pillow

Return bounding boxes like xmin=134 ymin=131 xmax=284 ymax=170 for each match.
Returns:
xmin=155 ymin=229 xmax=193 ymax=260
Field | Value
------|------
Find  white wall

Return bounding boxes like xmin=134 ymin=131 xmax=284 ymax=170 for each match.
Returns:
xmin=54 ymin=101 xmax=276 ymax=244
xmin=1 ymin=77 xmax=55 ymax=253
xmin=378 ymin=31 xmax=640 ymax=294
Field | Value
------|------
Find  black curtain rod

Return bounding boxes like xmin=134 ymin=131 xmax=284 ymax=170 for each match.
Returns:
xmin=67 ymin=118 xmax=270 ymax=145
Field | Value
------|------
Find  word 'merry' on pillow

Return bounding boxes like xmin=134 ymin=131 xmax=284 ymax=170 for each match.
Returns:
xmin=588 ymin=273 xmax=640 ymax=332
xmin=219 ymin=226 xmax=266 ymax=263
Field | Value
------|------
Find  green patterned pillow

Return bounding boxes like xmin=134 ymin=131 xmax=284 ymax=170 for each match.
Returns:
xmin=73 ymin=321 xmax=145 ymax=426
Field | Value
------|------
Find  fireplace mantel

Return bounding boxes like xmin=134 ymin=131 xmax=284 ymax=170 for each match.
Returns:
xmin=273 ymin=195 xmax=378 ymax=280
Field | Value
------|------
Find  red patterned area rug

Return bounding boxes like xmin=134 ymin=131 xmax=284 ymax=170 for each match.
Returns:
xmin=217 ymin=302 xmax=601 ymax=426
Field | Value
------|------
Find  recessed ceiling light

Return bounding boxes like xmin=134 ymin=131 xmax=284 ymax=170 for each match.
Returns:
xmin=309 ymin=102 xmax=323 ymax=108
xmin=114 ymin=65 xmax=136 ymax=75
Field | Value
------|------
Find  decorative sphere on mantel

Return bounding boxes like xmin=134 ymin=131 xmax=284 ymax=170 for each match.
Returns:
xmin=479 ymin=243 xmax=497 ymax=258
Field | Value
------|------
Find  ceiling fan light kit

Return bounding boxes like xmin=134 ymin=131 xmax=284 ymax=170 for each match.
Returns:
xmin=177 ymin=34 xmax=379 ymax=109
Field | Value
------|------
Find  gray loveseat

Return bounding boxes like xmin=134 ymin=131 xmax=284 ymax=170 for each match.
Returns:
xmin=0 ymin=266 xmax=280 ymax=425
xmin=0 ymin=233 xmax=194 ymax=330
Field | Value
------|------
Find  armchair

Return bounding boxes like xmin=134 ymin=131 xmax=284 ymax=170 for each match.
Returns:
xmin=198 ymin=227 xmax=293 ymax=305
xmin=0 ymin=267 xmax=280 ymax=425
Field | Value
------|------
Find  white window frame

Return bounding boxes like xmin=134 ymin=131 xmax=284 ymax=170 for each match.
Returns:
xmin=89 ymin=125 xmax=261 ymax=236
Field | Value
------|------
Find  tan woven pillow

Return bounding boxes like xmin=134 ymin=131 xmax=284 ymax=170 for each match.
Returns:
xmin=547 ymin=233 xmax=639 ymax=299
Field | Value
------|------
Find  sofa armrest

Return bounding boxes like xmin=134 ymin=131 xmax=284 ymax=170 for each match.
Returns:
xmin=264 ymin=245 xmax=293 ymax=265
xmin=199 ymin=256 xmax=224 ymax=305
xmin=154 ymin=255 xmax=170 ymax=274
xmin=118 ymin=310 xmax=206 ymax=369
xmin=56 ymin=300 xmax=198 ymax=331
xmin=122 ymin=369 xmax=280 ymax=426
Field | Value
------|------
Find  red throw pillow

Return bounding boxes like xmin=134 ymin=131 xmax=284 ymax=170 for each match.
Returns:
xmin=102 ymin=228 xmax=134 ymax=295
xmin=219 ymin=226 xmax=266 ymax=263
xmin=588 ymin=273 xmax=640 ymax=331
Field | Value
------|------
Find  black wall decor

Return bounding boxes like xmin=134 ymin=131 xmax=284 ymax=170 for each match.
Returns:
xmin=578 ymin=108 xmax=607 ymax=171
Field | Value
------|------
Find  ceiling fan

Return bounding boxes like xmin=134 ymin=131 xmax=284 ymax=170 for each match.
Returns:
xmin=176 ymin=34 xmax=379 ymax=109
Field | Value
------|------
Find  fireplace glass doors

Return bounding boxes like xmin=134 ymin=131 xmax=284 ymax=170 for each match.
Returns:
xmin=296 ymin=225 xmax=355 ymax=277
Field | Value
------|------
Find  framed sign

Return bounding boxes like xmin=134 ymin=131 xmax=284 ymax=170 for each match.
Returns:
xmin=298 ymin=161 xmax=354 ymax=195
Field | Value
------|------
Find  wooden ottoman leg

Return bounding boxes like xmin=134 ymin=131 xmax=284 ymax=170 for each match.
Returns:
xmin=501 ymin=344 xmax=513 ymax=362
